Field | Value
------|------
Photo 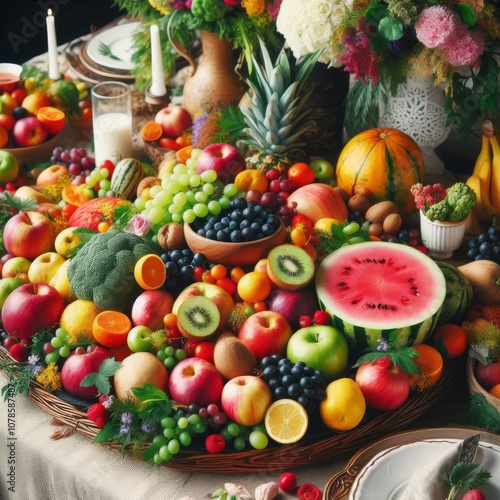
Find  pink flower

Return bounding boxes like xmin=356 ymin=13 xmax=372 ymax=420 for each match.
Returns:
xmin=267 ymin=0 xmax=282 ymax=21
xmin=415 ymin=6 xmax=461 ymax=49
xmin=125 ymin=214 xmax=152 ymax=237
xmin=445 ymin=29 xmax=485 ymax=66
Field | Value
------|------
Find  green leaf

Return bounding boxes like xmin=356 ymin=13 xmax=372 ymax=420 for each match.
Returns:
xmin=80 ymin=373 xmax=99 ymax=387
xmin=93 ymin=422 xmax=121 ymax=443
xmin=98 ymin=358 xmax=122 ymax=378
xmin=447 ymin=462 xmax=479 ymax=485
xmin=131 ymin=383 xmax=168 ymax=403
xmin=378 ymin=17 xmax=403 ymax=41
xmin=370 ymin=34 xmax=390 ymax=51
xmin=451 ymin=393 xmax=500 ymax=434
xmin=365 ymin=4 xmax=389 ymax=24
xmin=456 ymin=4 xmax=477 ymax=26
xmin=142 ymin=438 xmax=164 ymax=462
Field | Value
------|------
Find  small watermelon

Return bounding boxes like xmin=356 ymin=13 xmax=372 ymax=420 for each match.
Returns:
xmin=315 ymin=242 xmax=446 ymax=354
xmin=435 ymin=261 xmax=473 ymax=326
xmin=68 ymin=197 xmax=134 ymax=231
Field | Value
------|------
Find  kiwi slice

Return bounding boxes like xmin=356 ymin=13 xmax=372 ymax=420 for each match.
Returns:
xmin=267 ymin=243 xmax=315 ymax=290
xmin=177 ymin=296 xmax=221 ymax=339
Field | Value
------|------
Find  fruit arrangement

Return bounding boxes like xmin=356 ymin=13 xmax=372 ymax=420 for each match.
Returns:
xmin=1 ymin=59 xmax=500 ymax=475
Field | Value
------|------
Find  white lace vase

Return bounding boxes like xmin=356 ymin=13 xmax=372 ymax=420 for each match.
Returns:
xmin=379 ymin=76 xmax=450 ymax=176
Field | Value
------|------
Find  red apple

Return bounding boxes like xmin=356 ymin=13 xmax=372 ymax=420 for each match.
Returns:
xmin=154 ymin=105 xmax=192 ymax=138
xmin=1 ymin=282 xmax=65 ymax=341
xmin=172 ymin=282 xmax=234 ymax=331
xmin=131 ymin=289 xmax=174 ymax=330
xmin=1 ymin=256 xmax=31 ymax=279
xmin=238 ymin=310 xmax=292 ymax=361
xmin=3 ymin=211 xmax=56 ymax=260
xmin=60 ymin=345 xmax=112 ymax=399
xmin=220 ymin=375 xmax=272 ymax=426
xmin=196 ymin=143 xmax=246 ymax=183
xmin=168 ymin=357 xmax=224 ymax=407
xmin=355 ymin=357 xmax=411 ymax=411
xmin=0 ymin=113 xmax=16 ymax=132
xmin=13 ymin=116 xmax=49 ymax=147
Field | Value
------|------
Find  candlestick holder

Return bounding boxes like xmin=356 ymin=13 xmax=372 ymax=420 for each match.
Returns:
xmin=145 ymin=87 xmax=171 ymax=112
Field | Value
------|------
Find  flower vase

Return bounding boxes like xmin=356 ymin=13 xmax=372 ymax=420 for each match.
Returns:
xmin=379 ymin=76 xmax=450 ymax=177
xmin=168 ymin=28 xmax=245 ymax=117
xmin=419 ymin=211 xmax=467 ymax=259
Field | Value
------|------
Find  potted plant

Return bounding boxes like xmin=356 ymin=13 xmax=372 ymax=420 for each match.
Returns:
xmin=411 ymin=182 xmax=477 ymax=259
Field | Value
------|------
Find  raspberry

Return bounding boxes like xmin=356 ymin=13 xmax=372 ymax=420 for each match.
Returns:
xmin=205 ymin=433 xmax=226 ymax=453
xmin=87 ymin=403 xmax=109 ymax=428
xmin=299 ymin=315 xmax=313 ymax=328
xmin=278 ymin=472 xmax=297 ymax=493
xmin=313 ymin=310 xmax=331 ymax=325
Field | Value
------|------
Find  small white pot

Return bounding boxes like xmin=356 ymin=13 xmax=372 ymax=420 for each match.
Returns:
xmin=419 ymin=211 xmax=467 ymax=259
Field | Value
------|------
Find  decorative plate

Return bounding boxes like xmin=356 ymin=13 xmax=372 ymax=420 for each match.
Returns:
xmin=86 ymin=22 xmax=141 ymax=72
xmin=324 ymin=427 xmax=500 ymax=500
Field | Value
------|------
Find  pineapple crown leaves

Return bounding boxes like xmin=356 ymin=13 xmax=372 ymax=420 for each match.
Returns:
xmin=239 ymin=38 xmax=323 ymax=156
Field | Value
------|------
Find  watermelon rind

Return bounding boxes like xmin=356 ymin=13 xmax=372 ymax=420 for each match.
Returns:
xmin=315 ymin=242 xmax=446 ymax=354
xmin=435 ymin=261 xmax=473 ymax=326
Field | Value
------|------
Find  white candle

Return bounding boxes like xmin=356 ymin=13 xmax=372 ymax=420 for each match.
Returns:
xmin=149 ymin=24 xmax=167 ymax=97
xmin=46 ymin=9 xmax=60 ymax=80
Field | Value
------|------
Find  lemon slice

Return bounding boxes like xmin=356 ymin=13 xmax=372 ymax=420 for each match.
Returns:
xmin=264 ymin=399 xmax=308 ymax=444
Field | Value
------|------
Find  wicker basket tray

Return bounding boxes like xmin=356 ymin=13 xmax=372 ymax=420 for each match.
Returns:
xmin=0 ymin=348 xmax=465 ymax=473
xmin=466 ymin=355 xmax=500 ymax=414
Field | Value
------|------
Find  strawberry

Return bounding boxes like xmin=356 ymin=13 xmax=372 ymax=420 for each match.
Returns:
xmin=313 ymin=310 xmax=330 ymax=325
xmin=9 ymin=343 xmax=28 ymax=362
xmin=87 ymin=403 xmax=109 ymax=428
xmin=278 ymin=472 xmax=297 ymax=493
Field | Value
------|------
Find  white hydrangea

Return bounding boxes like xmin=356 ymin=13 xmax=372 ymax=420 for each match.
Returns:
xmin=276 ymin=0 xmax=354 ymax=68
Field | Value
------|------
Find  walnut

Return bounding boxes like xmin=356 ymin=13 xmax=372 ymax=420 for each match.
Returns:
xmin=157 ymin=222 xmax=186 ymax=250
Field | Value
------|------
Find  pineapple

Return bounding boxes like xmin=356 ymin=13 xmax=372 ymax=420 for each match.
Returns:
xmin=240 ymin=40 xmax=322 ymax=172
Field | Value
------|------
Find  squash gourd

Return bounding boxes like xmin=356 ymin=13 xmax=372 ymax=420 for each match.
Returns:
xmin=110 ymin=158 xmax=144 ymax=200
xmin=336 ymin=128 xmax=425 ymax=216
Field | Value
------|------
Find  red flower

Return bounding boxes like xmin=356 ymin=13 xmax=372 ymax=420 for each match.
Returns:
xmin=297 ymin=483 xmax=322 ymax=500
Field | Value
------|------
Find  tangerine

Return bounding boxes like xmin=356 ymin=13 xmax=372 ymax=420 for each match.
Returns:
xmin=433 ymin=323 xmax=468 ymax=359
xmin=489 ymin=383 xmax=500 ymax=399
xmin=141 ymin=121 xmax=163 ymax=142
xmin=409 ymin=343 xmax=444 ymax=391
xmin=134 ymin=254 xmax=167 ymax=290
xmin=92 ymin=310 xmax=132 ymax=347
xmin=237 ymin=271 xmax=273 ymax=303
xmin=37 ymin=106 xmax=66 ymax=134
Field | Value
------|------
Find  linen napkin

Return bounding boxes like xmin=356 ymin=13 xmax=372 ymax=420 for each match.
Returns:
xmin=402 ymin=437 xmax=481 ymax=499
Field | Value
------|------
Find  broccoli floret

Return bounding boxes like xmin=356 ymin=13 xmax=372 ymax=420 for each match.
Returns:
xmin=191 ymin=0 xmax=229 ymax=22
xmin=67 ymin=228 xmax=161 ymax=311
xmin=425 ymin=182 xmax=476 ymax=222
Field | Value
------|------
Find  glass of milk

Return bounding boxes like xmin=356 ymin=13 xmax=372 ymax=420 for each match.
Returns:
xmin=91 ymin=81 xmax=134 ymax=166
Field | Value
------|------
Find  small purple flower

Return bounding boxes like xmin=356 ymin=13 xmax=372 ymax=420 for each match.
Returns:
xmin=28 ymin=354 xmax=41 ymax=365
xmin=121 ymin=412 xmax=133 ymax=425
xmin=119 ymin=425 xmax=131 ymax=435
xmin=141 ymin=419 xmax=157 ymax=434
xmin=377 ymin=338 xmax=389 ymax=352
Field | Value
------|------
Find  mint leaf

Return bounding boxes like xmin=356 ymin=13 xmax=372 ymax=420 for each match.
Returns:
xmin=378 ymin=17 xmax=403 ymax=41
xmin=80 ymin=357 xmax=120 ymax=395
xmin=131 ymin=384 xmax=168 ymax=402
xmin=80 ymin=373 xmax=99 ymax=387
xmin=99 ymin=358 xmax=122 ymax=378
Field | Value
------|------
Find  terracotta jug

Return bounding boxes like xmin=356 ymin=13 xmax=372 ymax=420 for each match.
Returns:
xmin=168 ymin=27 xmax=245 ymax=117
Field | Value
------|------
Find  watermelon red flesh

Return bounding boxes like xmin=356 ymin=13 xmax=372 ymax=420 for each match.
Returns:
xmin=315 ymin=242 xmax=446 ymax=352
xmin=68 ymin=197 xmax=134 ymax=231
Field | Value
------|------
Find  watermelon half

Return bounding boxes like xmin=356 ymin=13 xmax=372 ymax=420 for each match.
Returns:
xmin=315 ymin=242 xmax=446 ymax=353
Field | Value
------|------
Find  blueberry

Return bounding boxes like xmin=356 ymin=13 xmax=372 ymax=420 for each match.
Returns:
xmin=197 ymin=228 xmax=206 ymax=237
xmin=180 ymin=264 xmax=194 ymax=276
xmin=230 ymin=230 xmax=243 ymax=242
xmin=182 ymin=248 xmax=193 ymax=257
xmin=177 ymin=257 xmax=191 ymax=268
xmin=231 ymin=198 xmax=247 ymax=209
xmin=262 ymin=356 xmax=277 ymax=367
xmin=262 ymin=366 xmax=280 ymax=379
xmin=221 ymin=216 xmax=231 ymax=227
xmin=262 ymin=224 xmax=275 ymax=236
xmin=299 ymin=376 xmax=313 ymax=389
xmin=488 ymin=226 xmax=500 ymax=242
xmin=255 ymin=233 xmax=264 ymax=240
xmin=242 ymin=207 xmax=256 ymax=220
xmin=287 ymin=383 xmax=301 ymax=398
xmin=240 ymin=220 xmax=251 ymax=230
xmin=297 ymin=395 xmax=309 ymax=408
xmin=478 ymin=233 xmax=490 ymax=244
xmin=281 ymin=374 xmax=295 ymax=387
xmin=267 ymin=378 xmax=281 ymax=390
xmin=214 ymin=222 xmax=224 ymax=231
xmin=160 ymin=253 xmax=169 ymax=263
xmin=165 ymin=261 xmax=178 ymax=276
xmin=230 ymin=210 xmax=243 ymax=222
xmin=206 ymin=229 xmax=218 ymax=240
xmin=274 ymin=386 xmax=287 ymax=399
xmin=278 ymin=357 xmax=291 ymax=366
xmin=250 ymin=222 xmax=261 ymax=232
xmin=192 ymin=253 xmax=207 ymax=267
xmin=242 ymin=227 xmax=256 ymax=241
xmin=170 ymin=249 xmax=183 ymax=262
xmin=279 ymin=364 xmax=292 ymax=375
xmin=217 ymin=230 xmax=230 ymax=242
xmin=229 ymin=220 xmax=239 ymax=231
xmin=291 ymin=364 xmax=304 ymax=379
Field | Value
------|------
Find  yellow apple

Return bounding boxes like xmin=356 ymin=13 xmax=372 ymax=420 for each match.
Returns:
xmin=54 ymin=227 xmax=82 ymax=258
xmin=28 ymin=252 xmax=66 ymax=284
xmin=1 ymin=256 xmax=31 ymax=279
xmin=49 ymin=259 xmax=76 ymax=303
xmin=13 ymin=185 xmax=52 ymax=205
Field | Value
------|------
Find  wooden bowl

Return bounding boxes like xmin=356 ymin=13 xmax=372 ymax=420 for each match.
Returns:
xmin=184 ymin=219 xmax=287 ymax=267
xmin=466 ymin=356 xmax=500 ymax=415
xmin=5 ymin=132 xmax=62 ymax=164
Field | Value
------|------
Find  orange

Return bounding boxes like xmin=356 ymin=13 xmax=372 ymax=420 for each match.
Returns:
xmin=92 ymin=310 xmax=132 ymax=347
xmin=433 ymin=323 xmax=468 ymax=359
xmin=37 ymin=106 xmax=66 ymax=134
xmin=0 ymin=125 xmax=8 ymax=148
xmin=229 ymin=267 xmax=245 ymax=284
xmin=237 ymin=271 xmax=273 ymax=303
xmin=163 ymin=313 xmax=178 ymax=329
xmin=408 ymin=343 xmax=444 ymax=391
xmin=319 ymin=378 xmax=366 ymax=431
xmin=61 ymin=184 xmax=93 ymax=207
xmin=134 ymin=254 xmax=166 ymax=290
xmin=290 ymin=227 xmax=308 ymax=247
xmin=489 ymin=383 xmax=500 ymax=399
xmin=210 ymin=264 xmax=227 ymax=281
xmin=141 ymin=121 xmax=163 ymax=142
xmin=175 ymin=145 xmax=195 ymax=163
xmin=264 ymin=399 xmax=309 ymax=444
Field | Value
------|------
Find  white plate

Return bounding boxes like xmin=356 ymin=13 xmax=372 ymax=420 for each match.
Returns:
xmin=86 ymin=22 xmax=141 ymax=71
xmin=350 ymin=437 xmax=500 ymax=499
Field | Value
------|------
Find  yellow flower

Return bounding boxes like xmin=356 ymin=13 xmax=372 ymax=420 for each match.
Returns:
xmin=241 ymin=0 xmax=266 ymax=17
xmin=36 ymin=362 xmax=62 ymax=392
xmin=148 ymin=0 xmax=172 ymax=15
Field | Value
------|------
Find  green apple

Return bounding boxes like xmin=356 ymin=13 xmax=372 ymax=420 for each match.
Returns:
xmin=286 ymin=325 xmax=348 ymax=381
xmin=127 ymin=325 xmax=154 ymax=352
xmin=0 ymin=277 xmax=24 ymax=317
xmin=311 ymin=159 xmax=334 ymax=180
xmin=0 ymin=150 xmax=19 ymax=184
